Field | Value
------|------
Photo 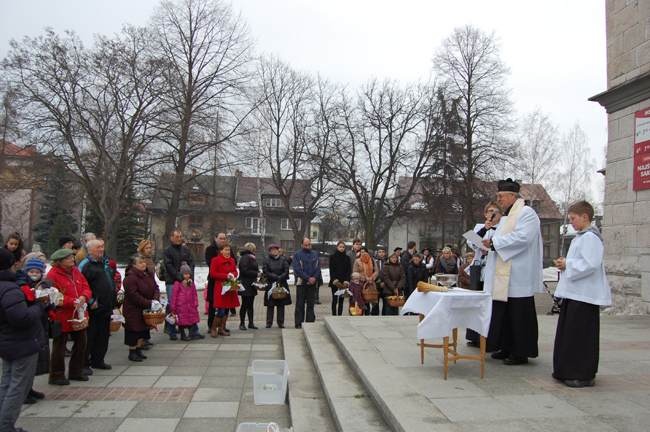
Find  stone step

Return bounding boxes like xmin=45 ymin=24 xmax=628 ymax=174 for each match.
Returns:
xmin=303 ymin=321 xmax=388 ymax=432
xmin=282 ymin=328 xmax=336 ymax=432
xmin=324 ymin=315 xmax=483 ymax=432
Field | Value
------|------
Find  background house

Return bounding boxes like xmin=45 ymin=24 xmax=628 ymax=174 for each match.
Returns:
xmin=148 ymin=171 xmax=311 ymax=259
xmin=389 ymin=178 xmax=563 ymax=266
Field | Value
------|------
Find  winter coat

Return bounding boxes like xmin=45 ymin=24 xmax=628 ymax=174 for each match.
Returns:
xmin=19 ymin=278 xmax=54 ymax=375
xmin=263 ymin=255 xmax=291 ymax=307
xmin=0 ymin=270 xmax=47 ymax=361
xmin=329 ymin=250 xmax=352 ymax=287
xmin=46 ymin=265 xmax=92 ymax=333
xmin=401 ymin=249 xmax=415 ymax=272
xmin=433 ymin=256 xmax=459 ymax=275
xmin=293 ymin=249 xmax=321 ymax=285
xmin=381 ymin=261 xmax=406 ymax=296
xmin=123 ymin=268 xmax=160 ymax=333
xmin=210 ymin=254 xmax=240 ymax=309
xmin=164 ymin=244 xmax=195 ymax=283
xmin=238 ymin=251 xmax=259 ymax=297
xmin=171 ymin=280 xmax=200 ymax=326
xmin=353 ymin=258 xmax=377 ymax=282
xmin=406 ymin=263 xmax=429 ymax=298
xmin=79 ymin=256 xmax=116 ymax=316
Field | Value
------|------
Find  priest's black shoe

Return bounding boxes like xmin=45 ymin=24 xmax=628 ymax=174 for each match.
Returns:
xmin=563 ymin=379 xmax=594 ymax=388
xmin=239 ymin=324 xmax=247 ymax=331
xmin=466 ymin=341 xmax=479 ymax=348
xmin=490 ymin=351 xmax=509 ymax=360
xmin=503 ymin=356 xmax=528 ymax=365
xmin=248 ymin=324 xmax=258 ymax=330
xmin=128 ymin=351 xmax=143 ymax=362
xmin=29 ymin=389 xmax=45 ymax=400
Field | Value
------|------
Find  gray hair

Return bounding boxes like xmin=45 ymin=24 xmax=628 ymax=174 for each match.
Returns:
xmin=442 ymin=247 xmax=452 ymax=253
xmin=243 ymin=242 xmax=256 ymax=252
xmin=83 ymin=232 xmax=96 ymax=243
xmin=86 ymin=239 xmax=104 ymax=251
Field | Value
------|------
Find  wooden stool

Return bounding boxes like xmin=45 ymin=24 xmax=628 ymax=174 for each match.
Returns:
xmin=417 ymin=315 xmax=486 ymax=379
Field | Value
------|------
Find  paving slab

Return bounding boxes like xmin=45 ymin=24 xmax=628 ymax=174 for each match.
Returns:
xmin=72 ymin=401 xmax=138 ymax=417
xmin=115 ymin=418 xmax=179 ymax=432
xmin=183 ymin=401 xmax=239 ymax=418
xmin=128 ymin=401 xmax=189 ymax=418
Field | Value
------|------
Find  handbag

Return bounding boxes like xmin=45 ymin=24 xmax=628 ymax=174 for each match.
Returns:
xmin=469 ymin=264 xmax=483 ymax=291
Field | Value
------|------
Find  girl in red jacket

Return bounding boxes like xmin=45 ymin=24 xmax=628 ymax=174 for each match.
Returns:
xmin=209 ymin=245 xmax=239 ymax=337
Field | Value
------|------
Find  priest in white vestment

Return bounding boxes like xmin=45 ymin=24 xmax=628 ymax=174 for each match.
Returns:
xmin=483 ymin=178 xmax=543 ymax=365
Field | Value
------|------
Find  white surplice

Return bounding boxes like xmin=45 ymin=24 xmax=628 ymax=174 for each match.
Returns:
xmin=483 ymin=206 xmax=544 ymax=298
xmin=554 ymin=231 xmax=611 ymax=306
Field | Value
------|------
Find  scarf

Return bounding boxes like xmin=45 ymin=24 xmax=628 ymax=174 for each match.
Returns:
xmin=493 ymin=198 xmax=525 ymax=302
xmin=359 ymin=254 xmax=374 ymax=279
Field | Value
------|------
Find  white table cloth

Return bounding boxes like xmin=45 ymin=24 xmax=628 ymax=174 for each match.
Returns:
xmin=401 ymin=288 xmax=492 ymax=340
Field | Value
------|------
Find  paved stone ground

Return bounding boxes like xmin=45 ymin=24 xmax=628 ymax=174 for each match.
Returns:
xmin=17 ymin=292 xmax=292 ymax=432
xmin=325 ymin=313 xmax=650 ymax=432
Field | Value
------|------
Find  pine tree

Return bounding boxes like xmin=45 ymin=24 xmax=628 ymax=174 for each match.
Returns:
xmin=33 ymin=162 xmax=78 ymax=256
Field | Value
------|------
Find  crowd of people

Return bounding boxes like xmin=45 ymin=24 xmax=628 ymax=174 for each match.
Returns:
xmin=0 ymin=178 xmax=611 ymax=432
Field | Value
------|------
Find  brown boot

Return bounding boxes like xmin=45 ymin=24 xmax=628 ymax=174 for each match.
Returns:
xmin=219 ymin=316 xmax=229 ymax=336
xmin=210 ymin=317 xmax=221 ymax=338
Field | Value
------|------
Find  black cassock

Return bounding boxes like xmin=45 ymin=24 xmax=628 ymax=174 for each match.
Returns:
xmin=486 ymin=297 xmax=539 ymax=357
xmin=553 ymin=298 xmax=600 ymax=381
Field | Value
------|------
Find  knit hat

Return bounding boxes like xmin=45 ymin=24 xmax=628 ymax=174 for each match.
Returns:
xmin=180 ymin=263 xmax=192 ymax=276
xmin=0 ymin=249 xmax=14 ymax=271
xmin=268 ymin=244 xmax=280 ymax=251
xmin=24 ymin=258 xmax=46 ymax=273
xmin=50 ymin=248 xmax=75 ymax=261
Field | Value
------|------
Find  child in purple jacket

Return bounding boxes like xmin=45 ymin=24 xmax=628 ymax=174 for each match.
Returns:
xmin=171 ymin=264 xmax=205 ymax=341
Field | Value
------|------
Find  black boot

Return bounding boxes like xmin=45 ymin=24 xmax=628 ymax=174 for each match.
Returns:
xmin=136 ymin=348 xmax=148 ymax=359
xmin=128 ymin=350 xmax=143 ymax=362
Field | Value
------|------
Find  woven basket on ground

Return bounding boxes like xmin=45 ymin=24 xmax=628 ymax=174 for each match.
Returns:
xmin=386 ymin=295 xmax=406 ymax=308
xmin=143 ymin=310 xmax=166 ymax=327
xmin=110 ymin=320 xmax=122 ymax=333
xmin=349 ymin=305 xmax=364 ymax=316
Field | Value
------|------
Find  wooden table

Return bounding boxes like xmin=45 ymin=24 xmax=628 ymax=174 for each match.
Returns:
xmin=417 ymin=316 xmax=486 ymax=379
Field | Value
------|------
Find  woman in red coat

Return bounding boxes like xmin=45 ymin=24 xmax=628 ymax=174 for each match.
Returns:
xmin=46 ymin=248 xmax=92 ymax=385
xmin=123 ymin=255 xmax=159 ymax=362
xmin=209 ymin=245 xmax=239 ymax=337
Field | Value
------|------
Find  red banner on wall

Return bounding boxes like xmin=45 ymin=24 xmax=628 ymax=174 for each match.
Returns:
xmin=634 ymin=108 xmax=650 ymax=191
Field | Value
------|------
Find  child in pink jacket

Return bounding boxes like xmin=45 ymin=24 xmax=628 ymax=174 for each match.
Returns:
xmin=171 ymin=264 xmax=204 ymax=341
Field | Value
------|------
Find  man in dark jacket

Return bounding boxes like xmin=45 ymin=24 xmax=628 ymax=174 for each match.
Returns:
xmin=401 ymin=241 xmax=417 ymax=273
xmin=78 ymin=239 xmax=115 ymax=372
xmin=292 ymin=238 xmax=321 ymax=328
xmin=406 ymin=253 xmax=428 ymax=299
xmin=372 ymin=247 xmax=387 ymax=316
xmin=164 ymin=229 xmax=194 ymax=340
xmin=0 ymin=248 xmax=47 ymax=431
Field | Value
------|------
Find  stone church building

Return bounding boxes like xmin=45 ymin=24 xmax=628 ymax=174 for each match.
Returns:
xmin=590 ymin=0 xmax=650 ymax=312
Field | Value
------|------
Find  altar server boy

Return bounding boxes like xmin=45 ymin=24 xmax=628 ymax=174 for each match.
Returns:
xmin=553 ymin=200 xmax=611 ymax=388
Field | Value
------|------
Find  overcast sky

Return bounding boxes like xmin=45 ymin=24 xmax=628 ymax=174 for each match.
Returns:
xmin=1 ymin=0 xmax=608 ymax=187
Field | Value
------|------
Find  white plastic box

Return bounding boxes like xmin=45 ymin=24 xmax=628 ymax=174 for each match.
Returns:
xmin=251 ymin=360 xmax=289 ymax=405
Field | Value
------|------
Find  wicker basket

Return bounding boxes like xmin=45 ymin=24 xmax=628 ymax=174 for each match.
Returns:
xmin=68 ymin=318 xmax=89 ymax=332
xmin=362 ymin=284 xmax=379 ymax=303
xmin=110 ymin=320 xmax=122 ymax=333
xmin=143 ymin=310 xmax=166 ymax=327
xmin=271 ymin=288 xmax=288 ymax=300
xmin=386 ymin=295 xmax=406 ymax=308
xmin=349 ymin=305 xmax=364 ymax=316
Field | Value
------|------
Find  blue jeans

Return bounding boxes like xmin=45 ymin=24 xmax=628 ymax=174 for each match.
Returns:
xmin=164 ymin=284 xmax=177 ymax=337
xmin=0 ymin=352 xmax=38 ymax=431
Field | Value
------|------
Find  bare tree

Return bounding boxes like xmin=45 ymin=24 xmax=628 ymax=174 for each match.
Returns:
xmin=556 ymin=123 xmax=594 ymax=213
xmin=152 ymin=0 xmax=254 ymax=238
xmin=516 ymin=109 xmax=560 ymax=185
xmin=325 ymin=80 xmax=438 ymax=248
xmin=433 ymin=25 xmax=513 ymax=230
xmin=254 ymin=57 xmax=335 ymax=247
xmin=3 ymin=27 xmax=166 ymax=256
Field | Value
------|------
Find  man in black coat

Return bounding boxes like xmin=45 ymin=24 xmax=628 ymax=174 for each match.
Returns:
xmin=79 ymin=239 xmax=115 ymax=371
xmin=0 ymin=249 xmax=47 ymax=431
xmin=164 ymin=229 xmax=194 ymax=340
